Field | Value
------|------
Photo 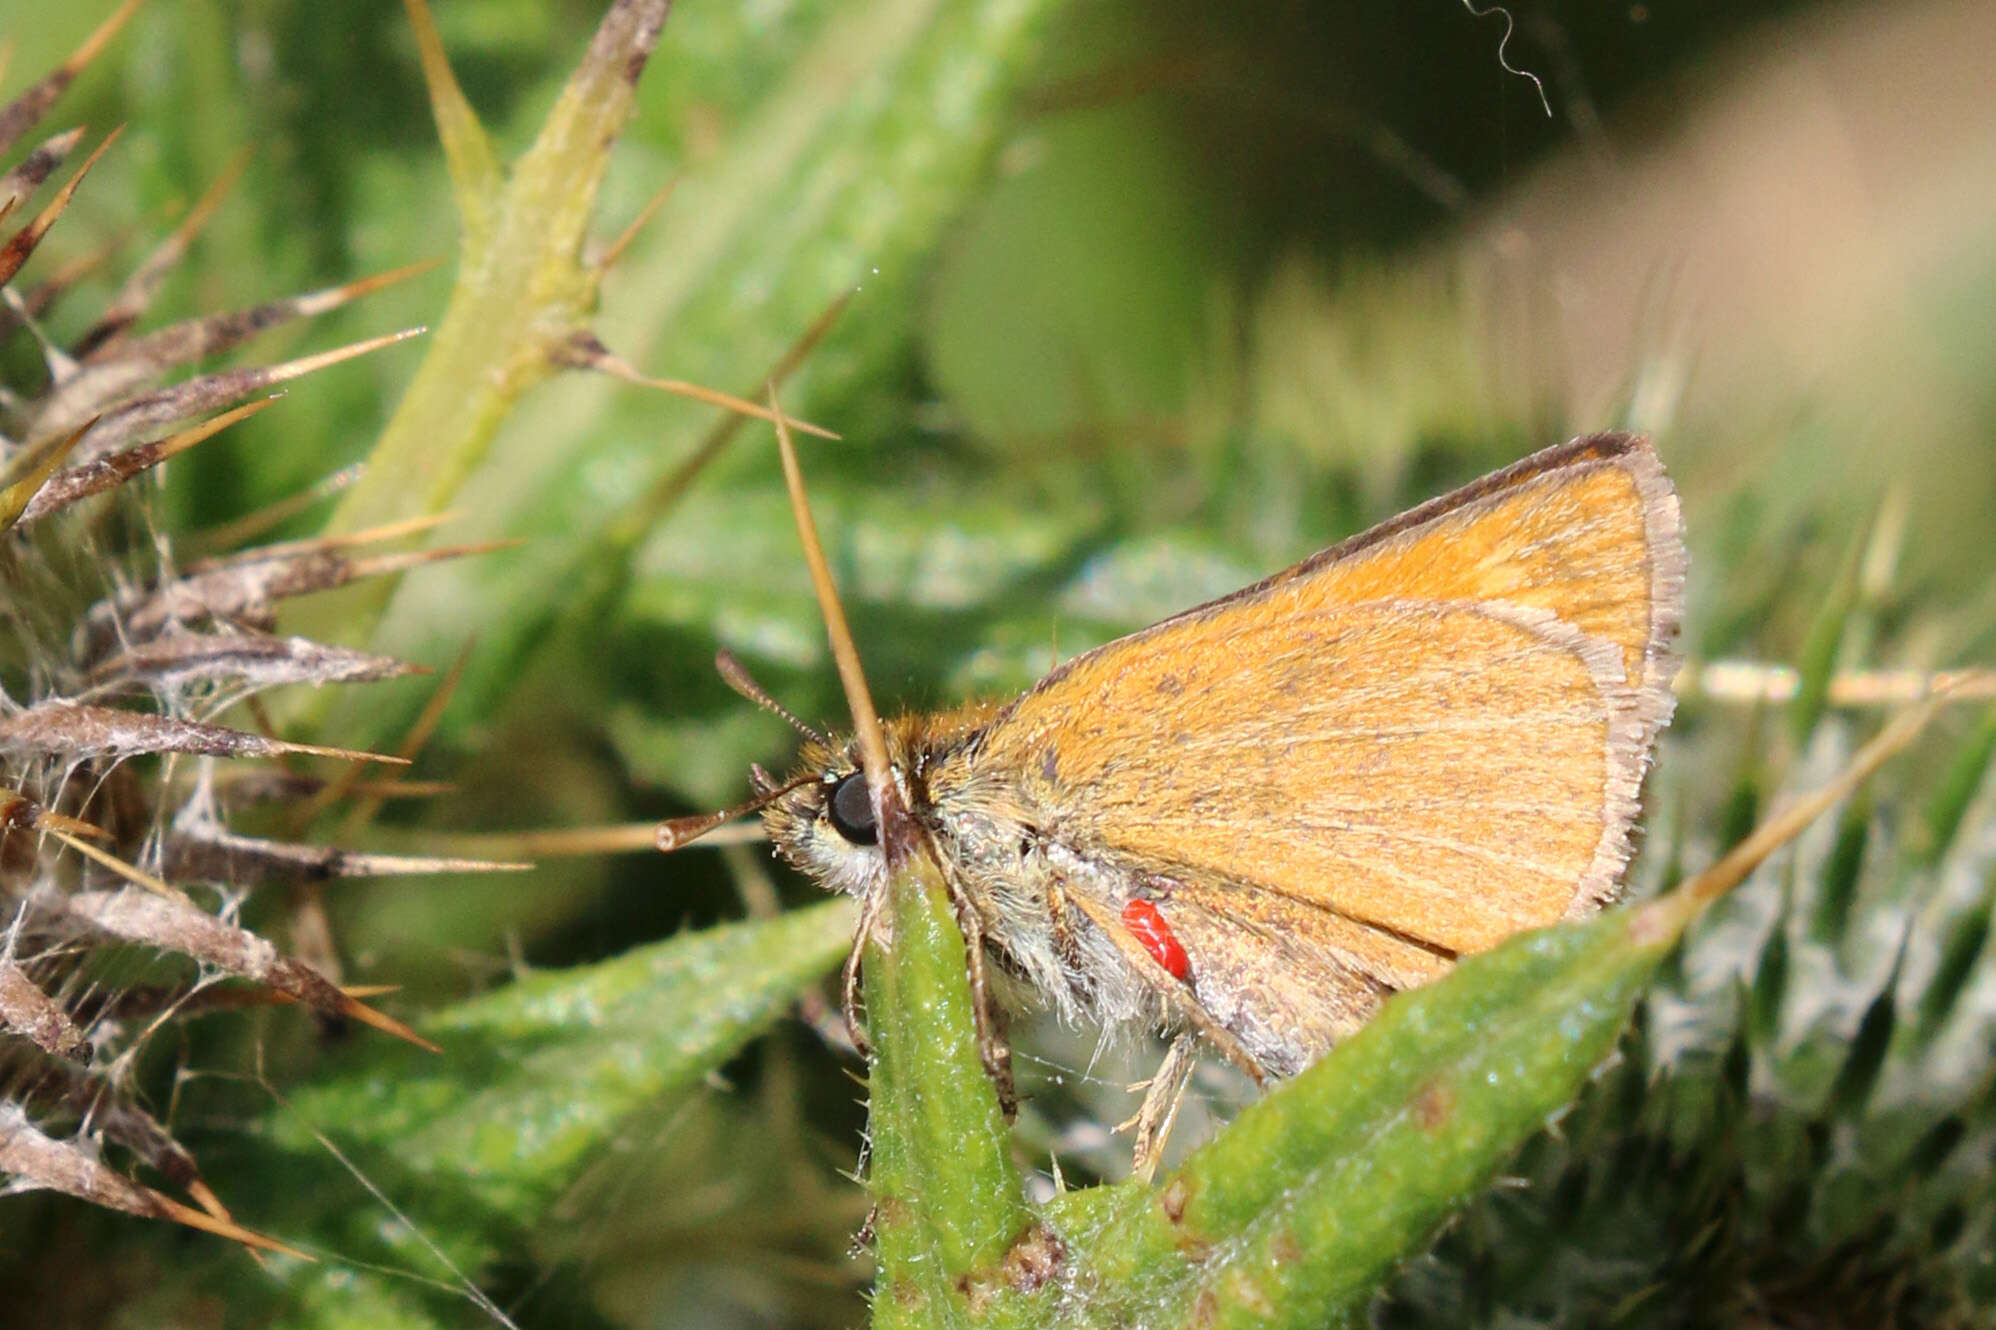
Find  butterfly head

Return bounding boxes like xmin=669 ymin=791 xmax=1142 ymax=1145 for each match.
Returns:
xmin=762 ymin=703 xmax=1006 ymax=899
xmin=762 ymin=736 xmax=892 ymax=901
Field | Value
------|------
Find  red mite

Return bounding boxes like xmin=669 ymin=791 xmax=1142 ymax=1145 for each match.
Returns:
xmin=1121 ymin=899 xmax=1189 ymax=982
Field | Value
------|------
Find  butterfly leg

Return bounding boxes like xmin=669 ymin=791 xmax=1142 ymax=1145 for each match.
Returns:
xmin=838 ymin=879 xmax=892 ymax=1057
xmin=940 ymin=872 xmax=1018 ymax=1117
xmin=1120 ymin=1031 xmax=1199 ymax=1181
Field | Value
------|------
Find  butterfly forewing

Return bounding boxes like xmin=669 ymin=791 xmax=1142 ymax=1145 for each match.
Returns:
xmin=972 ymin=434 xmax=1682 ymax=971
xmin=986 ymin=599 xmax=1641 ymax=953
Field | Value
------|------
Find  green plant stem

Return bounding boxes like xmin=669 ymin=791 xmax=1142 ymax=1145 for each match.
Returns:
xmin=864 ymin=852 xmax=1051 ymax=1327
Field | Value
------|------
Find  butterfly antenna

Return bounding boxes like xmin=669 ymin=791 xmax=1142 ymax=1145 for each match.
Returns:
xmin=655 ymin=771 xmax=816 ymax=852
xmin=715 ymin=649 xmax=828 ymax=746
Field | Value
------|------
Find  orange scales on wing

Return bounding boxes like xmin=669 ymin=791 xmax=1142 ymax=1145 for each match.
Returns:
xmin=969 ymin=436 xmax=1683 ymax=964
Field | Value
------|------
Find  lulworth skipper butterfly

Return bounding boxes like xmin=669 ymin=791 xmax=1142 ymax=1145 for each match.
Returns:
xmin=662 ymin=432 xmax=1683 ymax=1170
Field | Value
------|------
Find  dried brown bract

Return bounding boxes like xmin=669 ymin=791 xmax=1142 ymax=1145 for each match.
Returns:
xmin=0 ymin=10 xmax=502 ymax=1248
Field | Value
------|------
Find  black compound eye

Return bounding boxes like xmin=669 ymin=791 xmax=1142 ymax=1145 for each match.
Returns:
xmin=826 ymin=771 xmax=878 ymax=846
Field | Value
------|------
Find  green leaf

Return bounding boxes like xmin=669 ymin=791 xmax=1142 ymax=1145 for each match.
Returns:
xmin=1920 ymin=701 xmax=1996 ymax=863
xmin=1915 ymin=889 xmax=1992 ymax=1039
xmin=320 ymin=0 xmax=661 ymax=542
xmin=1806 ymin=793 xmax=1871 ymax=945
xmin=1789 ymin=521 xmax=1866 ymax=744
xmin=246 ymin=898 xmax=853 ymax=1319
xmin=1042 ymin=904 xmax=1679 ymax=1329
xmin=281 ymin=0 xmax=667 ymax=665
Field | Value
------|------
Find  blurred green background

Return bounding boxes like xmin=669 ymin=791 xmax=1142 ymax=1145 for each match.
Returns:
xmin=5 ymin=0 xmax=1994 ymax=1325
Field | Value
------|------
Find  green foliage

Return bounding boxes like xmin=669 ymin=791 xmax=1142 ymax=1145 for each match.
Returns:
xmin=262 ymin=900 xmax=853 ymax=1327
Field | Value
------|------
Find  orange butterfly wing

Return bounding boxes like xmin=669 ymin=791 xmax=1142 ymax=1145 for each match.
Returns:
xmin=975 ymin=435 xmax=1683 ymax=972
